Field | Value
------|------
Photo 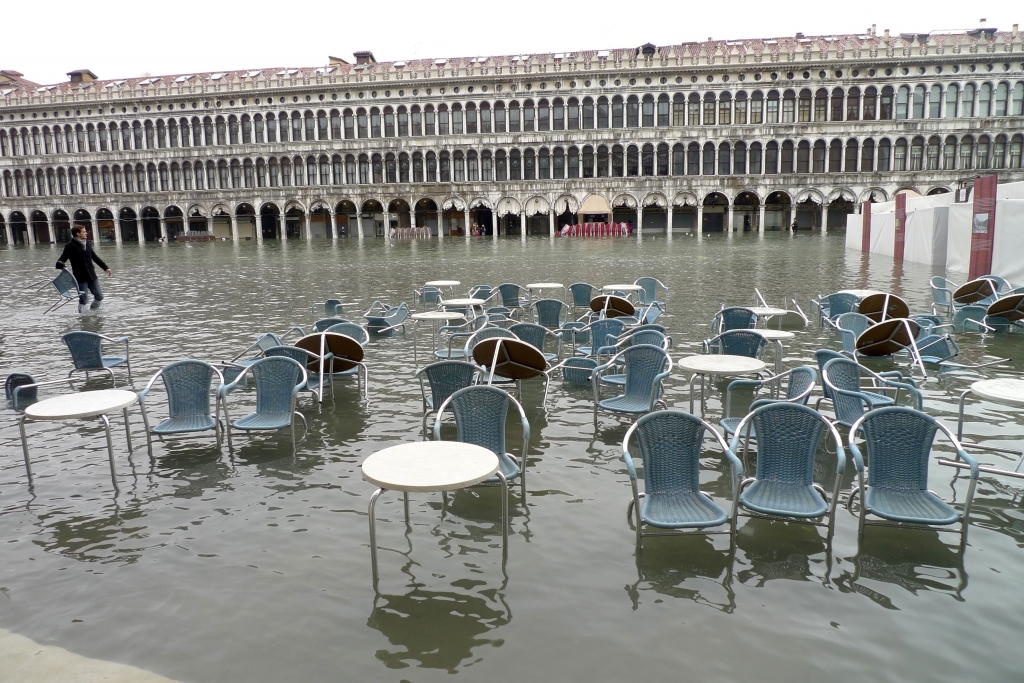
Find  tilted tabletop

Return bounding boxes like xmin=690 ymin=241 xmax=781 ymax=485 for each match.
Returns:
xmin=748 ymin=306 xmax=790 ymax=317
xmin=362 ymin=442 xmax=498 ymax=492
xmin=24 ymin=389 xmax=138 ymax=421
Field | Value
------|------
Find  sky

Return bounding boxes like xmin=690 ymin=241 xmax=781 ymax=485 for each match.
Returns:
xmin=3 ymin=0 xmax=1020 ymax=85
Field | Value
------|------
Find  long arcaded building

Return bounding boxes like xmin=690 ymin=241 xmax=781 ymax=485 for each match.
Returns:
xmin=1 ymin=24 xmax=1023 ymax=245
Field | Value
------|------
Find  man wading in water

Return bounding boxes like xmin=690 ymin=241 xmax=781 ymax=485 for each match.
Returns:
xmin=56 ymin=224 xmax=112 ymax=313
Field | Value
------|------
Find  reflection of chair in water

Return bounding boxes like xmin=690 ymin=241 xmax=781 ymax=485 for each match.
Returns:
xmin=624 ymin=535 xmax=737 ymax=613
xmin=62 ymin=331 xmax=132 ymax=385
xmin=622 ymin=410 xmax=740 ymax=556
xmin=848 ymin=407 xmax=978 ymax=548
xmin=138 ymin=360 xmax=225 ymax=450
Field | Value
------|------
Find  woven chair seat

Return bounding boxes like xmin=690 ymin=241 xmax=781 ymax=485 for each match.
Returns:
xmin=101 ymin=356 xmax=127 ymax=368
xmin=861 ymin=391 xmax=894 ymax=408
xmin=233 ymin=411 xmax=293 ymax=431
xmin=434 ymin=348 xmax=469 ymax=360
xmin=641 ymin=490 xmax=728 ymax=529
xmin=740 ymin=480 xmax=828 ymax=518
xmin=719 ymin=417 xmax=756 ymax=439
xmin=864 ymin=488 xmax=959 ymax=525
xmin=600 ymin=373 xmax=626 ymax=386
xmin=599 ymin=394 xmax=655 ymax=414
xmin=152 ymin=415 xmax=218 ymax=434
xmin=480 ymin=452 xmax=521 ymax=485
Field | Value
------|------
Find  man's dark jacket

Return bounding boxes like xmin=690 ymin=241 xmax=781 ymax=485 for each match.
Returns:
xmin=56 ymin=239 xmax=108 ymax=282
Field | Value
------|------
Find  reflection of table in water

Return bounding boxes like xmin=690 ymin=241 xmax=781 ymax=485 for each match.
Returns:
xmin=942 ymin=379 xmax=1024 ymax=483
xmin=676 ymin=355 xmax=767 ymax=416
xmin=412 ymin=311 xmax=465 ymax=366
xmin=749 ymin=328 xmax=796 ymax=375
xmin=18 ymin=389 xmax=139 ymax=489
xmin=363 ymin=441 xmax=507 ymax=586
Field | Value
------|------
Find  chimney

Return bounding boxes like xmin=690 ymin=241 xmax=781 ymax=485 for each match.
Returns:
xmin=353 ymin=51 xmax=376 ymax=65
xmin=883 ymin=28 xmax=890 ymax=41
xmin=67 ymin=69 xmax=97 ymax=84
xmin=871 ymin=24 xmax=877 ymax=37
xmin=1013 ymin=23 xmax=1019 ymax=36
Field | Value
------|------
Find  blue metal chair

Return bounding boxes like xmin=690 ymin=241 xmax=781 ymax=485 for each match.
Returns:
xmin=836 ymin=312 xmax=873 ymax=355
xmin=509 ymin=322 xmax=561 ymax=362
xmin=929 ymin=276 xmax=957 ymax=316
xmin=602 ymin=329 xmax=671 ymax=387
xmin=218 ymin=356 xmax=308 ymax=455
xmin=548 ymin=356 xmax=599 ymax=388
xmin=573 ymin=318 xmax=626 ymax=357
xmin=323 ymin=322 xmax=370 ymax=347
xmin=728 ymin=402 xmax=846 ymax=537
xmin=311 ymin=298 xmax=344 ymax=317
xmin=222 ymin=333 xmax=284 ymax=384
xmin=639 ymin=303 xmax=664 ymax=325
xmin=43 ymin=269 xmax=80 ymax=314
xmin=592 ymin=344 xmax=672 ymax=425
xmin=821 ymin=356 xmax=922 ymax=431
xmin=568 ymin=283 xmax=596 ymax=313
xmin=914 ymin=333 xmax=1006 ymax=370
xmin=623 ymin=410 xmax=740 ymax=555
xmin=415 ymin=360 xmax=479 ymax=435
xmin=434 ymin=384 xmax=530 ymax=495
xmin=5 ymin=372 xmax=77 ymax=409
xmin=465 ymin=327 xmax=520 ymax=389
xmin=720 ymin=366 xmax=817 ymax=439
xmin=138 ymin=360 xmax=225 ymax=450
xmin=949 ymin=304 xmax=997 ymax=333
xmin=413 ymin=286 xmax=442 ymax=309
xmin=468 ymin=284 xmax=495 ymax=301
xmin=848 ymin=407 xmax=978 ymax=546
xmin=704 ymin=329 xmax=766 ymax=359
xmin=363 ymin=301 xmax=410 ymax=334
xmin=634 ymin=277 xmax=667 ymax=308
xmin=434 ymin=315 xmax=490 ymax=360
xmin=533 ymin=298 xmax=569 ymax=331
xmin=496 ymin=283 xmax=527 ymax=317
xmin=62 ymin=331 xmax=131 ymax=385
xmin=711 ymin=307 xmax=756 ymax=335
xmin=264 ymin=346 xmax=331 ymax=402
xmin=812 ymin=292 xmax=860 ymax=328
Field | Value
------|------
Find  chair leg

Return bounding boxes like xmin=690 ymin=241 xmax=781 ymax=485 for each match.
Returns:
xmin=368 ymin=488 xmax=383 ymax=587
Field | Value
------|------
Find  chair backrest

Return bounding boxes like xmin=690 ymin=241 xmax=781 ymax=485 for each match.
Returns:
xmin=323 ymin=299 xmax=343 ymax=316
xmin=821 ymin=357 xmax=869 ymax=427
xmin=249 ymin=357 xmax=306 ymax=415
xmin=561 ymin=357 xmax=597 ymax=386
xmin=508 ymin=323 xmax=548 ymax=353
xmin=825 ymin=293 xmax=860 ymax=319
xmin=312 ymin=317 xmax=350 ymax=333
xmin=62 ymin=331 xmax=104 ymax=370
xmin=53 ymin=269 xmax=79 ymax=298
xmin=160 ymin=360 xmax=218 ymax=418
xmin=785 ymin=366 xmax=817 ymax=403
xmin=5 ymin=372 xmax=37 ymax=406
xmin=858 ymin=407 xmax=939 ymax=492
xmin=324 ymin=322 xmax=369 ymax=346
xmin=953 ymin=305 xmax=990 ymax=332
xmin=749 ymin=403 xmax=827 ymax=485
xmin=915 ymin=334 xmax=958 ymax=361
xmin=634 ymin=277 xmax=664 ymax=305
xmin=912 ymin=315 xmax=942 ymax=338
xmin=417 ymin=287 xmax=442 ymax=305
xmin=497 ymin=283 xmax=524 ymax=308
xmin=837 ymin=312 xmax=872 ymax=337
xmin=444 ymin=385 xmax=511 ymax=456
xmin=929 ymin=277 xmax=954 ymax=306
xmin=624 ymin=329 xmax=667 ymax=349
xmin=710 ymin=330 xmax=766 ymax=358
xmin=983 ymin=275 xmax=1010 ymax=294
xmin=629 ymin=410 xmax=707 ymax=495
xmin=469 ymin=284 xmax=493 ymax=300
xmin=814 ymin=349 xmax=845 ymax=401
xmin=422 ymin=361 xmax=478 ymax=410
xmin=569 ymin=283 xmax=595 ymax=307
xmin=716 ymin=307 xmax=757 ymax=333
xmin=621 ymin=344 xmax=670 ymax=400
xmin=534 ymin=299 xmax=566 ymax=329
xmin=589 ymin=318 xmax=626 ymax=353
xmin=255 ymin=333 xmax=284 ymax=354
xmin=265 ymin=346 xmax=318 ymax=374
xmin=465 ymin=327 xmax=518 ymax=353
xmin=642 ymin=305 xmax=663 ymax=325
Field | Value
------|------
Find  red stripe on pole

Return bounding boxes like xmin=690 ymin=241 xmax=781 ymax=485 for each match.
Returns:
xmin=969 ymin=175 xmax=998 ymax=280
xmin=893 ymin=194 xmax=907 ymax=262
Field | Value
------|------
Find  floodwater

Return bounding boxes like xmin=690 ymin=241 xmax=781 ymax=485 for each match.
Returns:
xmin=1 ymin=233 xmax=1022 ymax=683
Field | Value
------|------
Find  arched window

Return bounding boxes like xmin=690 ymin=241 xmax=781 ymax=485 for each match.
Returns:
xmin=657 ymin=94 xmax=670 ymax=126
xmin=976 ymin=135 xmax=991 ymax=169
xmin=880 ymin=86 xmax=894 ymax=120
xmin=568 ymin=97 xmax=580 ymax=130
xmin=766 ymin=91 xmax=780 ymax=123
xmin=552 ymin=147 xmax=565 ymax=179
xmin=552 ymin=98 xmax=564 ymax=131
xmin=611 ymin=96 xmax=623 ymax=128
xmin=341 ymin=109 xmax=354 ymax=139
xmin=945 ymin=85 xmax=959 ymax=118
xmin=597 ymin=96 xmax=610 ymax=128
xmin=830 ymin=88 xmax=845 ymax=121
xmin=611 ymin=144 xmax=623 ymax=177
xmin=641 ymin=143 xmax=654 ymax=175
xmin=703 ymin=93 xmax=716 ymax=125
xmin=641 ymin=94 xmax=654 ymax=127
xmin=410 ymin=152 xmax=421 ymax=182
xmin=702 ymin=142 xmax=715 ymax=175
xmin=626 ymin=95 xmax=639 ymax=127
xmin=465 ymin=103 xmax=477 ymax=134
xmin=508 ymin=101 xmax=520 ymax=133
xmin=398 ymin=151 xmax=410 ymax=182
xmin=782 ymin=90 xmax=796 ymax=123
xmin=582 ymin=145 xmax=594 ymax=178
xmin=480 ymin=103 xmax=491 ymax=133
xmin=331 ymin=110 xmax=342 ymax=139
xmin=877 ymin=138 xmax=891 ymax=171
xmin=798 ymin=140 xmax=812 ymax=173
xmin=596 ymin=145 xmax=609 ymax=177
xmin=995 ymin=82 xmax=1009 ymax=116
xmin=798 ymin=89 xmax=812 ymax=122
xmin=903 ymin=135 xmax=920 ymax=172
xmin=508 ymin=148 xmax=520 ymax=180
xmin=912 ymin=85 xmax=926 ymax=119
xmin=1009 ymin=134 xmax=1023 ymax=168
xmin=863 ymin=87 xmax=877 ymax=120
xmin=734 ymin=92 xmax=748 ymax=125
xmin=929 ymin=85 xmax=942 ymax=118
xmin=493 ymin=102 xmax=505 ymax=133
xmin=688 ymin=93 xmax=700 ymax=125
xmin=765 ymin=141 xmax=779 ymax=174
xmin=960 ymin=135 xmax=974 ymax=169
xmin=894 ymin=137 xmax=908 ymax=171
xmin=718 ymin=142 xmax=731 ymax=175
xmin=357 ymin=154 xmax=369 ymax=184
xmin=536 ymin=99 xmax=548 ymax=131
xmin=847 ymin=87 xmax=861 ymax=121
xmin=522 ymin=148 xmax=534 ymax=180
xmin=979 ymin=83 xmax=992 ymax=117
xmin=993 ymin=134 xmax=1007 ymax=169
xmin=687 ymin=142 xmax=700 ymax=175
xmin=626 ymin=144 xmax=639 ymax=176
xmin=718 ymin=92 xmax=732 ymax=125
xmin=926 ymin=136 xmax=941 ymax=170
xmin=812 ymin=140 xmax=826 ymax=173
xmin=522 ymin=99 xmax=534 ymax=132
xmin=962 ymin=84 xmax=976 ymax=117
xmin=815 ymin=88 xmax=828 ymax=121
xmin=357 ymin=108 xmax=368 ymax=138
xmin=567 ymin=146 xmax=579 ymax=178
xmin=749 ymin=142 xmax=762 ymax=174
xmin=481 ymin=150 xmax=492 ymax=181
xmin=384 ymin=107 xmax=396 ymax=136
xmin=452 ymin=150 xmax=464 ymax=182
xmin=943 ymin=135 xmax=957 ymax=170
xmin=896 ymin=86 xmax=910 ymax=119
xmin=828 ymin=140 xmax=842 ymax=173
xmin=845 ymin=139 xmax=859 ymax=172
xmin=539 ymin=147 xmax=550 ymax=179
xmin=734 ymin=142 xmax=747 ymax=174
xmin=750 ymin=91 xmax=763 ymax=124
xmin=582 ymin=97 xmax=595 ymax=129
xmin=450 ymin=104 xmax=462 ymax=135
xmin=240 ymin=115 xmax=251 ymax=143
xmin=657 ymin=143 xmax=669 ymax=176
xmin=780 ymin=140 xmax=794 ymax=173
xmin=1014 ymin=83 xmax=1024 ymax=116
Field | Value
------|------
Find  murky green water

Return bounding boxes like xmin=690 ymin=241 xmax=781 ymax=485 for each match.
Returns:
xmin=1 ymin=233 xmax=1022 ymax=683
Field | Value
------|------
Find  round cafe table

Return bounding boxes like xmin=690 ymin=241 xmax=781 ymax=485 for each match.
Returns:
xmin=676 ymin=355 xmax=767 ymax=416
xmin=747 ymin=306 xmax=790 ymax=329
xmin=527 ymin=282 xmax=566 ymax=302
xmin=839 ymin=289 xmax=884 ymax=300
xmin=425 ymin=280 xmax=460 ymax=297
xmin=18 ymin=389 xmax=139 ymax=489
xmin=944 ymin=379 xmax=1024 ymax=481
xmin=411 ymin=310 xmax=465 ymax=366
xmin=362 ymin=441 xmax=506 ymax=585
xmin=602 ymin=284 xmax=644 ymax=303
xmin=750 ymin=329 xmax=796 ymax=375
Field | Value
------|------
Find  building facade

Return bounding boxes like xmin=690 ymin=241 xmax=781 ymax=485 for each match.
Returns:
xmin=1 ymin=26 xmax=1024 ymax=246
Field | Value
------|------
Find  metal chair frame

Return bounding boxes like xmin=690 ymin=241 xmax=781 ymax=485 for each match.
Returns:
xmin=138 ymin=360 xmax=226 ymax=450
xmin=217 ymin=356 xmax=309 ymax=456
xmin=62 ymin=331 xmax=132 ymax=385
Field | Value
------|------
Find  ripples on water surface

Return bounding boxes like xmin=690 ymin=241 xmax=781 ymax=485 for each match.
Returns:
xmin=1 ymin=233 xmax=1023 ymax=682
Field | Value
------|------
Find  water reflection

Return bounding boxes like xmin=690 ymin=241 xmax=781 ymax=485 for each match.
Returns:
xmin=626 ymin=536 xmax=737 ymax=613
xmin=840 ymin=529 xmax=968 ymax=602
xmin=735 ymin=520 xmax=833 ymax=586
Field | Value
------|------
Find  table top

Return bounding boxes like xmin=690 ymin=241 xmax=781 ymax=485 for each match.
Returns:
xmin=677 ymin=355 xmax=766 ymax=375
xmin=25 ymin=389 xmax=138 ymax=421
xmin=750 ymin=329 xmax=796 ymax=341
xmin=425 ymin=280 xmax=460 ymax=287
xmin=361 ymin=442 xmax=499 ymax=492
xmin=971 ymin=379 xmax=1024 ymax=407
xmin=748 ymin=307 xmax=790 ymax=317
xmin=441 ymin=298 xmax=486 ymax=307
xmin=527 ymin=282 xmax=564 ymax=289
xmin=839 ymin=289 xmax=883 ymax=299
xmin=602 ymin=284 xmax=644 ymax=292
xmin=412 ymin=311 xmax=466 ymax=321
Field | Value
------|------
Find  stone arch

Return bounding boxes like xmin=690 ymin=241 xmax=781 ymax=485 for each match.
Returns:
xmin=926 ymin=186 xmax=952 ymax=196
xmin=611 ymin=193 xmax=638 ymax=209
xmin=235 ymin=202 xmax=258 ymax=240
xmin=259 ymin=202 xmax=282 ymax=240
xmin=859 ymin=187 xmax=888 ymax=203
xmin=360 ymin=199 xmax=385 ymax=237
xmin=763 ymin=191 xmax=792 ymax=231
xmin=672 ymin=191 xmax=699 ymax=208
xmin=413 ymin=198 xmax=440 ymax=236
xmin=826 ymin=188 xmax=857 ymax=203
xmin=793 ymin=190 xmax=823 ymax=231
xmin=495 ymin=196 xmax=521 ymax=216
xmin=52 ymin=209 xmax=72 ymax=243
xmin=554 ymin=194 xmax=580 ymax=215
xmin=117 ymin=207 xmax=139 ymax=243
xmin=524 ymin=196 xmax=549 ymax=215
xmin=642 ymin=192 xmax=668 ymax=208
xmin=793 ymin=188 xmax=825 ymax=205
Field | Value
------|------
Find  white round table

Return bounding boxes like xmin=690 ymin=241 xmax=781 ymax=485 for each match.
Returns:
xmin=18 ymin=389 xmax=139 ymax=489
xmin=968 ymin=379 xmax=1024 ymax=407
xmin=839 ymin=289 xmax=884 ymax=299
xmin=750 ymin=329 xmax=796 ymax=374
xmin=950 ymin=379 xmax=1024 ymax=480
xmin=748 ymin=306 xmax=790 ymax=329
xmin=527 ymin=282 xmax=566 ymax=301
xmin=677 ymin=355 xmax=767 ymax=416
xmin=425 ymin=280 xmax=460 ymax=297
xmin=362 ymin=441 xmax=506 ymax=585
xmin=411 ymin=311 xmax=466 ymax=365
xmin=602 ymin=284 xmax=644 ymax=304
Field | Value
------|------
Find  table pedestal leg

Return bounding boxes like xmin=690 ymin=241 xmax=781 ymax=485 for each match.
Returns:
xmin=368 ymin=488 xmax=384 ymax=586
xmin=100 ymin=414 xmax=118 ymax=488
xmin=689 ymin=374 xmax=698 ymax=415
xmin=774 ymin=340 xmax=783 ymax=377
xmin=123 ymin=407 xmax=133 ymax=453
xmin=403 ymin=492 xmax=410 ymax=524
xmin=18 ymin=416 xmax=33 ymax=487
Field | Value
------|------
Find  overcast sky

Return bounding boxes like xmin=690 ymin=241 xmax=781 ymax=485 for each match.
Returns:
xmin=5 ymin=0 xmax=1020 ymax=85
